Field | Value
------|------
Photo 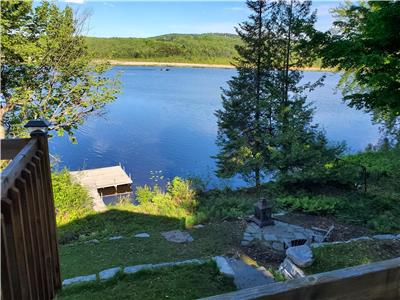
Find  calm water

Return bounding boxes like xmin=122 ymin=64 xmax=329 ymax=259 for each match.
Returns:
xmin=49 ymin=66 xmax=380 ymax=188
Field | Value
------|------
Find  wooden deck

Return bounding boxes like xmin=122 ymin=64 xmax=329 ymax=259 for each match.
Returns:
xmin=70 ymin=166 xmax=132 ymax=189
xmin=70 ymin=166 xmax=132 ymax=211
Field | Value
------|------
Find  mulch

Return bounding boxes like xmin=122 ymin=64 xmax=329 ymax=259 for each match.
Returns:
xmin=274 ymin=212 xmax=374 ymax=241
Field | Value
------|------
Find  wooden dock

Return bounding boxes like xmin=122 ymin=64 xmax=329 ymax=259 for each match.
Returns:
xmin=70 ymin=166 xmax=132 ymax=211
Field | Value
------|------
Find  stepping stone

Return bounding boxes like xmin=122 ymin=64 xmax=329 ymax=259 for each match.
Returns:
xmin=134 ymin=233 xmax=150 ymax=238
xmin=99 ymin=267 xmax=121 ymax=280
xmin=227 ymin=258 xmax=275 ymax=289
xmin=161 ymin=230 xmax=193 ymax=243
xmin=109 ymin=236 xmax=123 ymax=241
xmin=62 ymin=274 xmax=96 ymax=286
xmin=286 ymin=244 xmax=314 ymax=267
xmin=214 ymin=256 xmax=235 ymax=278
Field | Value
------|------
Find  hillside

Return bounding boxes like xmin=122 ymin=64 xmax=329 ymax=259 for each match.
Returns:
xmin=85 ymin=33 xmax=241 ymax=65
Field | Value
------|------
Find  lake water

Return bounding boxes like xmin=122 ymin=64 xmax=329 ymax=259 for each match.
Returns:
xmin=49 ymin=66 xmax=380 ymax=188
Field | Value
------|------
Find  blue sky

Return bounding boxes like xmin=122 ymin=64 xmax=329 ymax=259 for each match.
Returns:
xmin=59 ymin=1 xmax=340 ymax=37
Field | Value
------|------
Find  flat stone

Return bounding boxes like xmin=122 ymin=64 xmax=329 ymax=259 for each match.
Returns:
xmin=397 ymin=234 xmax=400 ymax=239
xmin=85 ymin=239 xmax=100 ymax=244
xmin=241 ymin=240 xmax=250 ymax=246
xmin=161 ymin=230 xmax=193 ymax=243
xmin=109 ymin=236 xmax=123 ymax=241
xmin=99 ymin=267 xmax=121 ymax=280
xmin=124 ymin=264 xmax=153 ymax=274
xmin=264 ymin=233 xmax=278 ymax=241
xmin=286 ymin=245 xmax=314 ymax=267
xmin=279 ymin=258 xmax=305 ymax=279
xmin=134 ymin=233 xmax=150 ymax=238
xmin=174 ymin=259 xmax=203 ymax=266
xmin=246 ymin=224 xmax=261 ymax=234
xmin=62 ymin=274 xmax=96 ymax=286
xmin=373 ymin=234 xmax=398 ymax=240
xmin=227 ymin=258 xmax=274 ymax=289
xmin=214 ymin=256 xmax=235 ymax=277
xmin=193 ymin=224 xmax=204 ymax=229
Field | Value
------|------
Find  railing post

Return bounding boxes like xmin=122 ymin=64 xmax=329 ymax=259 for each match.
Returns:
xmin=24 ymin=120 xmax=61 ymax=290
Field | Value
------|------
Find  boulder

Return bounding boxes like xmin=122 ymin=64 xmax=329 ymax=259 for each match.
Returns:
xmin=286 ymin=244 xmax=314 ymax=267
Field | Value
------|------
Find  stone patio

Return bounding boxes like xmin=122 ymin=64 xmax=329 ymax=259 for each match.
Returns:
xmin=242 ymin=220 xmax=325 ymax=251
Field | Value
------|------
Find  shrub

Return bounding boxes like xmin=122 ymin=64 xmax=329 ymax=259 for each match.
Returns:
xmin=276 ymin=195 xmax=343 ymax=214
xmin=136 ymin=185 xmax=156 ymax=204
xmin=167 ymin=177 xmax=197 ymax=211
xmin=52 ymin=169 xmax=92 ymax=225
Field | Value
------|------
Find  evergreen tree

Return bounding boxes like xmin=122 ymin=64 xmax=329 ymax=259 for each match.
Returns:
xmin=215 ymin=0 xmax=274 ymax=189
xmin=265 ymin=0 xmax=341 ymax=176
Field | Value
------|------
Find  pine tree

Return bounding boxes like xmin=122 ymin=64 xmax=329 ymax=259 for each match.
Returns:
xmin=215 ymin=0 xmax=274 ymax=189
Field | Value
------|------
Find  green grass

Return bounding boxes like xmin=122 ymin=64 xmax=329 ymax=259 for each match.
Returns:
xmin=59 ymin=209 xmax=244 ymax=279
xmin=58 ymin=261 xmax=236 ymax=300
xmin=305 ymin=240 xmax=400 ymax=275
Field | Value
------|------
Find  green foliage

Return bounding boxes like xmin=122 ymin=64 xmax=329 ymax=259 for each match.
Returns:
xmin=86 ymin=33 xmax=240 ymax=65
xmin=0 ymin=0 xmax=120 ymax=139
xmin=320 ymin=1 xmax=400 ymax=138
xmin=135 ymin=185 xmax=156 ymax=204
xmin=52 ymin=169 xmax=92 ymax=226
xmin=167 ymin=177 xmax=197 ymax=211
xmin=197 ymin=190 xmax=256 ymax=221
xmin=276 ymin=195 xmax=343 ymax=214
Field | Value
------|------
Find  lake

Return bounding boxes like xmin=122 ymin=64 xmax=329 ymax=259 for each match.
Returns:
xmin=49 ymin=66 xmax=380 ymax=188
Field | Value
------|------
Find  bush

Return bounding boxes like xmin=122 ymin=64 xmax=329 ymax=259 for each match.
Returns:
xmin=135 ymin=185 xmax=156 ymax=204
xmin=167 ymin=177 xmax=197 ymax=211
xmin=52 ymin=169 xmax=92 ymax=225
xmin=276 ymin=195 xmax=343 ymax=214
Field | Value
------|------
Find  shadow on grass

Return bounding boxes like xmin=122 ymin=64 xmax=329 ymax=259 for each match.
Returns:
xmin=57 ymin=209 xmax=184 ymax=244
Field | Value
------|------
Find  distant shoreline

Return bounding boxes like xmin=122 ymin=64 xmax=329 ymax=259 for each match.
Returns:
xmin=98 ymin=59 xmax=334 ymax=72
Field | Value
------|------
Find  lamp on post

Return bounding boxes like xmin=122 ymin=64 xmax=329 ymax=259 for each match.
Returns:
xmin=251 ymin=197 xmax=274 ymax=227
xmin=24 ymin=119 xmax=50 ymax=137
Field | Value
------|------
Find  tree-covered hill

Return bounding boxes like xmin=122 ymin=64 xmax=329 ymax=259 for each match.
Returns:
xmin=85 ymin=33 xmax=241 ymax=65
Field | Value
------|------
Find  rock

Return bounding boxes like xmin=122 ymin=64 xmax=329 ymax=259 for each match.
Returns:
xmin=272 ymin=242 xmax=284 ymax=251
xmin=347 ymin=236 xmax=372 ymax=242
xmin=242 ymin=234 xmax=254 ymax=242
xmin=193 ymin=224 xmax=204 ymax=229
xmin=124 ymin=264 xmax=153 ymax=274
xmin=246 ymin=224 xmax=260 ymax=234
xmin=134 ymin=233 xmax=150 ymax=238
xmin=373 ymin=234 xmax=398 ymax=240
xmin=109 ymin=236 xmax=123 ymax=241
xmin=99 ymin=267 xmax=121 ymax=280
xmin=85 ymin=239 xmax=100 ymax=244
xmin=161 ymin=230 xmax=194 ymax=243
xmin=279 ymin=258 xmax=305 ymax=279
xmin=62 ymin=274 xmax=96 ymax=286
xmin=241 ymin=240 xmax=250 ymax=246
xmin=214 ymin=256 xmax=235 ymax=277
xmin=174 ymin=259 xmax=203 ymax=266
xmin=397 ymin=234 xmax=400 ymax=239
xmin=286 ymin=245 xmax=314 ymax=267
xmin=263 ymin=233 xmax=278 ymax=241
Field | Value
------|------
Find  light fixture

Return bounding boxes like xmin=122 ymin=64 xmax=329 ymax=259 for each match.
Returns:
xmin=24 ymin=119 xmax=50 ymax=137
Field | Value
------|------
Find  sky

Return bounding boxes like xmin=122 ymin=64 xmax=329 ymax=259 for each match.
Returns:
xmin=57 ymin=1 xmax=340 ymax=38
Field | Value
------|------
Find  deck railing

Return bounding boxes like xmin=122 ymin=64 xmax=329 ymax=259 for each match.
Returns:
xmin=1 ymin=126 xmax=61 ymax=299
xmin=202 ymin=257 xmax=400 ymax=300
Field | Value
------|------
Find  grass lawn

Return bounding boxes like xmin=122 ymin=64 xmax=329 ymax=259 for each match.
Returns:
xmin=305 ymin=240 xmax=400 ymax=275
xmin=59 ymin=209 xmax=244 ymax=279
xmin=58 ymin=262 xmax=236 ymax=300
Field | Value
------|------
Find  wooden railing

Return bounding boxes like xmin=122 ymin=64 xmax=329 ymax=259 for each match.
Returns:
xmin=1 ymin=134 xmax=61 ymax=299
xmin=202 ymin=257 xmax=400 ymax=300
